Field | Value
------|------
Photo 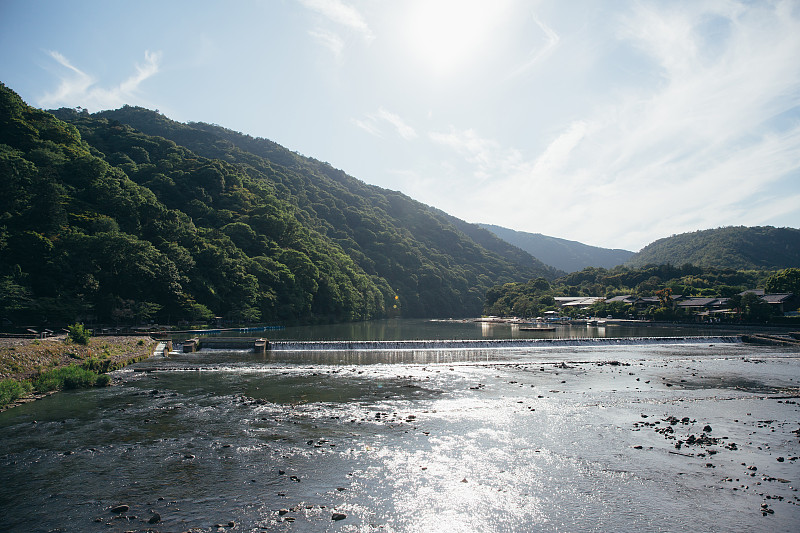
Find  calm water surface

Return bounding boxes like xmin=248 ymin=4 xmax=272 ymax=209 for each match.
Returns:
xmin=1 ymin=320 xmax=798 ymax=532
xmin=233 ymin=318 xmax=740 ymax=341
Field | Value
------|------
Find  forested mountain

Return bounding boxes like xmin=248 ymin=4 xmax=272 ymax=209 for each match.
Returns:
xmin=75 ymin=104 xmax=556 ymax=309
xmin=626 ymin=226 xmax=800 ymax=270
xmin=0 ymin=82 xmax=547 ymax=326
xmin=87 ymin=106 xmax=558 ymax=278
xmin=480 ymin=224 xmax=634 ymax=272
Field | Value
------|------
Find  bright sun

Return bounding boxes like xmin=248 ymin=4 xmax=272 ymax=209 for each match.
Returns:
xmin=402 ymin=0 xmax=513 ymax=78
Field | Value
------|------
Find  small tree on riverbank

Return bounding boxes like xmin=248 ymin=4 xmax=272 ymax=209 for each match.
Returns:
xmin=66 ymin=323 xmax=91 ymax=345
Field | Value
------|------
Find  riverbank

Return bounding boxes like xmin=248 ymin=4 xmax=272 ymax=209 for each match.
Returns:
xmin=0 ymin=335 xmax=156 ymax=411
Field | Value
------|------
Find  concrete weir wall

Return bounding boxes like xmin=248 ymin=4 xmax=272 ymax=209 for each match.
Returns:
xmin=154 ymin=340 xmax=173 ymax=356
xmin=183 ymin=337 xmax=269 ymax=354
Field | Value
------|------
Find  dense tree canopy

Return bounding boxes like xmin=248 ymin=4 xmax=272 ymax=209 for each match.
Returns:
xmin=765 ymin=268 xmax=800 ymax=295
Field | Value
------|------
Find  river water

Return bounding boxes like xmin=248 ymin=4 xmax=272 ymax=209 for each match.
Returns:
xmin=1 ymin=320 xmax=799 ymax=532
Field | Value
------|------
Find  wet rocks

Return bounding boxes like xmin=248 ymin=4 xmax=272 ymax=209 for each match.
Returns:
xmin=110 ymin=504 xmax=129 ymax=514
xmin=331 ymin=512 xmax=347 ymax=521
xmin=148 ymin=512 xmax=161 ymax=524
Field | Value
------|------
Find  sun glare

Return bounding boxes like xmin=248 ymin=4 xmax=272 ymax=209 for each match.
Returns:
xmin=402 ymin=0 xmax=512 ymax=78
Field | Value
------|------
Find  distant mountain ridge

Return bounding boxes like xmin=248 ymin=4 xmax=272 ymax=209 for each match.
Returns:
xmin=625 ymin=226 xmax=800 ymax=270
xmin=480 ymin=224 xmax=634 ymax=273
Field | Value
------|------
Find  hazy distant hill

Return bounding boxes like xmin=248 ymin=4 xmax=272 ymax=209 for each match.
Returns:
xmin=626 ymin=226 xmax=800 ymax=270
xmin=480 ymin=224 xmax=634 ymax=273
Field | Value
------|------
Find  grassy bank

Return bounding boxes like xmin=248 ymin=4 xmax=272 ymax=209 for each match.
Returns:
xmin=0 ymin=335 xmax=155 ymax=411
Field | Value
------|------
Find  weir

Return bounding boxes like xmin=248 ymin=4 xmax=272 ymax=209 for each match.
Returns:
xmin=182 ymin=337 xmax=269 ymax=354
xmin=267 ymin=335 xmax=742 ymax=351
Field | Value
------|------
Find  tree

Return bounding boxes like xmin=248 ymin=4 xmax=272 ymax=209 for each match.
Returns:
xmin=736 ymin=292 xmax=774 ymax=322
xmin=655 ymin=287 xmax=673 ymax=308
xmin=765 ymin=268 xmax=800 ymax=295
xmin=67 ymin=323 xmax=91 ymax=345
xmin=0 ymin=275 xmax=32 ymax=320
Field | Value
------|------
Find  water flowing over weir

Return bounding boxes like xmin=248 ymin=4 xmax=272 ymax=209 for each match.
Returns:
xmin=267 ymin=335 xmax=742 ymax=351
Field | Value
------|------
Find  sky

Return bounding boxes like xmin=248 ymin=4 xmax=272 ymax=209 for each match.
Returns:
xmin=1 ymin=0 xmax=799 ymax=252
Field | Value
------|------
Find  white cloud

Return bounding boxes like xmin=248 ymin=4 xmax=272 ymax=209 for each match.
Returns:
xmin=529 ymin=121 xmax=588 ymax=177
xmin=119 ymin=50 xmax=161 ymax=94
xmin=297 ymin=0 xmax=374 ymax=41
xmin=40 ymin=51 xmax=94 ymax=107
xmin=429 ymin=126 xmax=524 ymax=184
xmin=39 ymin=50 xmax=162 ymax=111
xmin=374 ymin=108 xmax=417 ymax=140
xmin=507 ymin=12 xmax=560 ymax=79
xmin=354 ymin=107 xmax=417 ymax=140
xmin=308 ymin=28 xmax=344 ymax=59
xmin=351 ymin=117 xmax=382 ymax=137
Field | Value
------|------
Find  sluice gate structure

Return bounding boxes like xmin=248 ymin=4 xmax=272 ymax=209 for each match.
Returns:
xmin=182 ymin=337 xmax=269 ymax=354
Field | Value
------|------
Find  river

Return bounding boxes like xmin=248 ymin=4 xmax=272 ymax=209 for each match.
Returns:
xmin=1 ymin=320 xmax=798 ymax=532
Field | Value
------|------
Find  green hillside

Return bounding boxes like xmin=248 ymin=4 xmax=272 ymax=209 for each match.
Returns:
xmin=626 ymin=226 xmax=800 ymax=270
xmin=0 ymin=82 xmax=546 ymax=326
xmin=74 ymin=104 xmax=555 ymax=314
xmin=480 ymin=224 xmax=633 ymax=272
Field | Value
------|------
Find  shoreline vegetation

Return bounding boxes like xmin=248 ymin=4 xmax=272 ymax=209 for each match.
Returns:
xmin=0 ymin=334 xmax=156 ymax=411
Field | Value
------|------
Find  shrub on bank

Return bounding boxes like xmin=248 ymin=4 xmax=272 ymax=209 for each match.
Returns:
xmin=81 ymin=356 xmax=113 ymax=373
xmin=0 ymin=379 xmax=32 ymax=407
xmin=66 ymin=323 xmax=91 ymax=345
xmin=33 ymin=366 xmax=106 ymax=392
